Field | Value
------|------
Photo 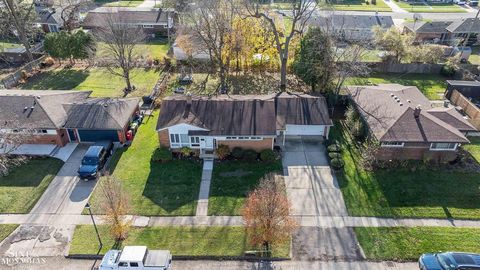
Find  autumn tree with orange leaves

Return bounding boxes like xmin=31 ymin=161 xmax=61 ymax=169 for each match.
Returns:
xmin=242 ymin=173 xmax=297 ymax=257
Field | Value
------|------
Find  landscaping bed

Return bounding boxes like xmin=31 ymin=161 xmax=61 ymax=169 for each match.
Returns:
xmin=69 ymin=225 xmax=290 ymax=258
xmin=20 ymin=67 xmax=160 ymax=98
xmin=208 ymin=159 xmax=283 ymax=216
xmin=355 ymin=227 xmax=480 ymax=261
xmin=87 ymin=112 xmax=203 ymax=216
xmin=332 ymin=122 xmax=480 ymax=220
xmin=0 ymin=158 xmax=63 ymax=213
xmin=345 ymin=73 xmax=448 ymax=100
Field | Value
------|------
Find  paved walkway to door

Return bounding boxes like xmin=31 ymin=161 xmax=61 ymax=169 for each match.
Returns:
xmin=196 ymin=159 xmax=213 ymax=216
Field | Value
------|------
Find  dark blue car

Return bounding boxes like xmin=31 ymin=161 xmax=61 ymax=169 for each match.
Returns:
xmin=78 ymin=145 xmax=110 ymax=180
xmin=419 ymin=252 xmax=480 ymax=270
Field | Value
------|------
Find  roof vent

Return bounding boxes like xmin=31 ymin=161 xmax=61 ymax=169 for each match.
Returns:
xmin=399 ymin=103 xmax=403 ymax=106
xmin=390 ymin=93 xmax=394 ymax=97
xmin=414 ymin=105 xmax=421 ymax=118
xmin=23 ymin=106 xmax=28 ymax=111
xmin=30 ymin=106 xmax=35 ymax=110
xmin=396 ymin=99 xmax=400 ymax=103
xmin=407 ymin=100 xmax=411 ymax=103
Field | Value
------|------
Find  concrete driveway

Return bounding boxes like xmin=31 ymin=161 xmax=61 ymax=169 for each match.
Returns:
xmin=282 ymin=136 xmax=347 ymax=217
xmin=0 ymin=144 xmax=98 ymax=258
xmin=282 ymin=137 xmax=362 ymax=261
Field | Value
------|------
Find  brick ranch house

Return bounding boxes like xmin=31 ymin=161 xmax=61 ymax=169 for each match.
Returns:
xmin=156 ymin=93 xmax=333 ymax=155
xmin=0 ymin=90 xmax=140 ymax=146
xmin=347 ymin=84 xmax=477 ymax=162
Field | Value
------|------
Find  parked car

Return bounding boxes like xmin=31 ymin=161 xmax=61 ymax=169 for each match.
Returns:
xmin=99 ymin=246 xmax=172 ymax=270
xmin=77 ymin=144 xmax=110 ymax=180
xmin=419 ymin=252 xmax=480 ymax=270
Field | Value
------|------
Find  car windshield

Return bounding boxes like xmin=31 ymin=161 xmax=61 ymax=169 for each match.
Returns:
xmin=437 ymin=254 xmax=458 ymax=270
xmin=82 ymin=157 xmax=98 ymax=166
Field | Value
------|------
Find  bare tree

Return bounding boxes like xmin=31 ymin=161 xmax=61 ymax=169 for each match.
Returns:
xmin=0 ymin=0 xmax=37 ymax=62
xmin=0 ymin=126 xmax=34 ymax=176
xmin=95 ymin=14 xmax=145 ymax=93
xmin=54 ymin=0 xmax=92 ymax=32
xmin=98 ymin=174 xmax=132 ymax=242
xmin=243 ymin=0 xmax=316 ymax=91
xmin=182 ymin=0 xmax=237 ymax=93
xmin=242 ymin=173 xmax=297 ymax=257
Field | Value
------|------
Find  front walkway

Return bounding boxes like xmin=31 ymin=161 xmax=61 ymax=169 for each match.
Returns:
xmin=383 ymin=0 xmax=408 ymax=13
xmin=195 ymin=159 xmax=213 ymax=216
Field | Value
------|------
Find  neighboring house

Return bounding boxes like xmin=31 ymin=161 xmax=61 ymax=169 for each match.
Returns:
xmin=403 ymin=21 xmax=452 ymax=43
xmin=348 ymin=84 xmax=477 ymax=162
xmin=82 ymin=7 xmax=176 ymax=38
xmin=309 ymin=14 xmax=394 ymax=42
xmin=35 ymin=7 xmax=64 ymax=33
xmin=404 ymin=18 xmax=480 ymax=45
xmin=156 ymin=93 xmax=332 ymax=155
xmin=0 ymin=90 xmax=140 ymax=146
xmin=445 ymin=80 xmax=480 ymax=132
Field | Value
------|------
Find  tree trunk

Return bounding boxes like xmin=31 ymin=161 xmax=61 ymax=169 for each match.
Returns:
xmin=280 ymin=57 xmax=288 ymax=92
xmin=5 ymin=0 xmax=34 ymax=62
xmin=124 ymin=70 xmax=132 ymax=92
xmin=219 ymin=64 xmax=228 ymax=93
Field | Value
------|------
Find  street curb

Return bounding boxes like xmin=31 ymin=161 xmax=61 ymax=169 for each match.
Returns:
xmin=66 ymin=254 xmax=291 ymax=261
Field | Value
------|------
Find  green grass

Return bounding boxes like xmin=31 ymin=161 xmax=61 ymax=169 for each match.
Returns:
xmin=345 ymin=73 xmax=448 ymax=100
xmin=468 ymin=46 xmax=480 ymax=65
xmin=95 ymin=0 xmax=142 ymax=7
xmin=87 ymin=112 xmax=203 ymax=216
xmin=355 ymin=227 xmax=480 ymax=261
xmin=0 ymin=225 xmax=18 ymax=242
xmin=208 ymin=160 xmax=283 ymax=216
xmin=395 ymin=1 xmax=467 ymax=12
xmin=328 ymin=0 xmax=392 ymax=11
xmin=70 ymin=225 xmax=290 ymax=258
xmin=96 ymin=40 xmax=170 ymax=60
xmin=0 ymin=41 xmax=23 ymax=52
xmin=20 ymin=67 xmax=160 ymax=98
xmin=463 ymin=137 xmax=480 ymax=163
xmin=332 ymin=123 xmax=480 ymax=220
xmin=0 ymin=158 xmax=63 ymax=213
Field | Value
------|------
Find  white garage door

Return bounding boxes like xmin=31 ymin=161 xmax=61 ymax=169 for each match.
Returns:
xmin=286 ymin=125 xmax=325 ymax=136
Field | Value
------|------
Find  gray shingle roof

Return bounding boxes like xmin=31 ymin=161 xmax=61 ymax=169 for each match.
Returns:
xmin=83 ymin=7 xmax=174 ymax=28
xmin=63 ymin=98 xmax=140 ymax=130
xmin=446 ymin=18 xmax=480 ymax=33
xmin=347 ymin=84 xmax=469 ymax=143
xmin=0 ymin=90 xmax=91 ymax=129
xmin=404 ymin=21 xmax=452 ymax=33
xmin=156 ymin=93 xmax=332 ymax=136
xmin=310 ymin=14 xmax=394 ymax=30
xmin=35 ymin=6 xmax=63 ymax=25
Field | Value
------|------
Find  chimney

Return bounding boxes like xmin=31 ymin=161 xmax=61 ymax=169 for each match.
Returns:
xmin=444 ymin=100 xmax=450 ymax=108
xmin=414 ymin=105 xmax=421 ymax=118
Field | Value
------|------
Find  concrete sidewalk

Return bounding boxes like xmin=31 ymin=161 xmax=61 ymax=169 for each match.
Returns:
xmin=2 ymin=213 xmax=480 ymax=228
xmin=196 ymin=159 xmax=213 ymax=216
xmin=383 ymin=0 xmax=408 ymax=13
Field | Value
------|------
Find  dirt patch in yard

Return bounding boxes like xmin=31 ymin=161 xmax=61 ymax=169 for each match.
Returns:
xmin=219 ymin=169 xmax=253 ymax=178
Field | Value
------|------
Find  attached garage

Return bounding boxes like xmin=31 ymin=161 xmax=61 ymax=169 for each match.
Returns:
xmin=76 ymin=129 xmax=120 ymax=142
xmin=285 ymin=124 xmax=326 ymax=136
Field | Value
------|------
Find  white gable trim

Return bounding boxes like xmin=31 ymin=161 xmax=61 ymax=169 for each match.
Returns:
xmin=157 ymin=123 xmax=208 ymax=133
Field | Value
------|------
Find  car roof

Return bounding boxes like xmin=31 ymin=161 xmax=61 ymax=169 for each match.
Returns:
xmin=84 ymin=145 xmax=104 ymax=157
xmin=445 ymin=252 xmax=480 ymax=266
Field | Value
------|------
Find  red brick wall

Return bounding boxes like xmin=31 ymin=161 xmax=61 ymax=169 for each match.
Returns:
xmin=376 ymin=145 xmax=458 ymax=162
xmin=158 ymin=130 xmax=170 ymax=148
xmin=22 ymin=131 xmax=65 ymax=146
xmin=216 ymin=138 xmax=273 ymax=151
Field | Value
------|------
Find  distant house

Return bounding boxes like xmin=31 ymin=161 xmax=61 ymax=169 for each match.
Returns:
xmin=309 ymin=14 xmax=394 ymax=41
xmin=82 ymin=7 xmax=177 ymax=38
xmin=347 ymin=84 xmax=477 ymax=162
xmin=444 ymin=80 xmax=480 ymax=132
xmin=404 ymin=18 xmax=480 ymax=45
xmin=156 ymin=93 xmax=332 ymax=155
xmin=0 ymin=90 xmax=140 ymax=146
xmin=35 ymin=7 xmax=64 ymax=33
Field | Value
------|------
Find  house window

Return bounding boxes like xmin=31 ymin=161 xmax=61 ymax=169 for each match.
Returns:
xmin=381 ymin=142 xmax=404 ymax=148
xmin=430 ymin=142 xmax=457 ymax=151
xmin=190 ymin=136 xmax=200 ymax=147
xmin=226 ymin=137 xmax=237 ymax=140
xmin=143 ymin=24 xmax=154 ymax=28
xmin=48 ymin=24 xmax=58 ymax=32
xmin=170 ymin=134 xmax=180 ymax=143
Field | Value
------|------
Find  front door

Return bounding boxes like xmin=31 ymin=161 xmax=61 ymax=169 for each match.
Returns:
xmin=200 ymin=137 xmax=214 ymax=149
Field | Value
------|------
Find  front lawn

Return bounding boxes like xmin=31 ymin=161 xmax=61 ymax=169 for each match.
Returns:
xmin=463 ymin=137 xmax=480 ymax=163
xmin=87 ymin=112 xmax=203 ymax=216
xmin=20 ymin=67 xmax=160 ymax=98
xmin=345 ymin=73 xmax=448 ymax=100
xmin=0 ymin=158 xmax=63 ymax=213
xmin=332 ymin=123 xmax=480 ymax=220
xmin=208 ymin=160 xmax=283 ymax=216
xmin=0 ymin=225 xmax=18 ymax=242
xmin=327 ymin=0 xmax=392 ymax=11
xmin=469 ymin=46 xmax=480 ymax=65
xmin=395 ymin=1 xmax=467 ymax=12
xmin=355 ymin=227 xmax=480 ymax=261
xmin=70 ymin=225 xmax=290 ymax=258
xmin=96 ymin=40 xmax=170 ymax=60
